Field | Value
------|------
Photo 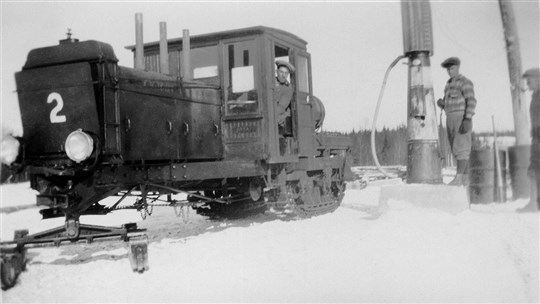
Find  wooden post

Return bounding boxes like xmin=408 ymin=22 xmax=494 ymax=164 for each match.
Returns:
xmin=499 ymin=0 xmax=530 ymax=145
xmin=492 ymin=116 xmax=505 ymax=202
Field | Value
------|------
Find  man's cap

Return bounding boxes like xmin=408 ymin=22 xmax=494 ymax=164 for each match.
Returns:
xmin=441 ymin=57 xmax=461 ymax=68
xmin=275 ymin=60 xmax=295 ymax=73
xmin=522 ymin=68 xmax=540 ymax=79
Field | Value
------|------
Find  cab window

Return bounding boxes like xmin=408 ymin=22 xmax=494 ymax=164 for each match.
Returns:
xmin=181 ymin=45 xmax=219 ymax=86
xmin=274 ymin=45 xmax=291 ymax=84
xmin=225 ymin=40 xmax=258 ymax=115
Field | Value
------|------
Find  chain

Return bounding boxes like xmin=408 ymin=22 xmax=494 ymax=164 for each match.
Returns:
xmin=113 ymin=201 xmax=200 ymax=210
xmin=111 ymin=199 xmax=204 ymax=223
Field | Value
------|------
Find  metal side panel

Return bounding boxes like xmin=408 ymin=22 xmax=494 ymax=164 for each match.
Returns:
xmin=118 ymin=90 xmax=178 ymax=161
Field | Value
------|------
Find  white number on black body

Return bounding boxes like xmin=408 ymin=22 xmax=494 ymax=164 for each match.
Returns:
xmin=47 ymin=92 xmax=67 ymax=123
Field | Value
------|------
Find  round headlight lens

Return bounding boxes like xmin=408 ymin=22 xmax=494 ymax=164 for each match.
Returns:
xmin=1 ymin=135 xmax=20 ymax=166
xmin=65 ymin=129 xmax=94 ymax=163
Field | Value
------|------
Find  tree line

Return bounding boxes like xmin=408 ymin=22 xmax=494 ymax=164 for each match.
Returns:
xmin=323 ymin=126 xmax=408 ymax=166
xmin=322 ymin=127 xmax=515 ymax=167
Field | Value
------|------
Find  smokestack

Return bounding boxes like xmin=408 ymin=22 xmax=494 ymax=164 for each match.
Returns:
xmin=135 ymin=13 xmax=144 ymax=70
xmin=159 ymin=22 xmax=169 ymax=74
xmin=182 ymin=29 xmax=191 ymax=80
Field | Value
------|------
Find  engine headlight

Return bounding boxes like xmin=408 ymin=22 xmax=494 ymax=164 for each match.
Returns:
xmin=65 ymin=129 xmax=94 ymax=163
xmin=0 ymin=135 xmax=20 ymax=166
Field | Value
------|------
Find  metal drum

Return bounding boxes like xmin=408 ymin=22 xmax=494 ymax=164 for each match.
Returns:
xmin=508 ymin=145 xmax=531 ymax=200
xmin=469 ymin=149 xmax=507 ymax=204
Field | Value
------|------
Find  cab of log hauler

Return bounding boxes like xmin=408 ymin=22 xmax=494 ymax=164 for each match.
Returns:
xmin=131 ymin=26 xmax=326 ymax=163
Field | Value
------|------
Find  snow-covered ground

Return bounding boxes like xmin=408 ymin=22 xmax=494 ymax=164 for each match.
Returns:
xmin=1 ymin=177 xmax=539 ymax=303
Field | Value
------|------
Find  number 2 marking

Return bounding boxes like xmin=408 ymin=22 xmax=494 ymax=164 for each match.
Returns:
xmin=47 ymin=92 xmax=67 ymax=123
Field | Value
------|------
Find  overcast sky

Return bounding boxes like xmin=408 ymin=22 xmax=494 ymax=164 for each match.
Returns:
xmin=1 ymin=1 xmax=539 ymax=135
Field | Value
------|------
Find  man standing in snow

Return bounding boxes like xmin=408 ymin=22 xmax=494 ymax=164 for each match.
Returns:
xmin=521 ymin=67 xmax=540 ymax=211
xmin=437 ymin=57 xmax=477 ymax=186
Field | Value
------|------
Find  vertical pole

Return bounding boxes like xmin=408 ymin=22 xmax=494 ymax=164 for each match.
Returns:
xmin=499 ymin=0 xmax=530 ymax=145
xmin=401 ymin=0 xmax=442 ymax=183
xmin=500 ymin=0 xmax=531 ymax=200
xmin=159 ymin=22 xmax=169 ymax=74
xmin=135 ymin=13 xmax=144 ymax=70
xmin=492 ymin=116 xmax=505 ymax=202
xmin=182 ymin=29 xmax=191 ymax=81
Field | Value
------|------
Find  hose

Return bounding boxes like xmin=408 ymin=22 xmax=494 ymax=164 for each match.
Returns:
xmin=370 ymin=55 xmax=407 ymax=178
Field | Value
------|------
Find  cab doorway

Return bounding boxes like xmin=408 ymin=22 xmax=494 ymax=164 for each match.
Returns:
xmin=273 ymin=44 xmax=296 ymax=156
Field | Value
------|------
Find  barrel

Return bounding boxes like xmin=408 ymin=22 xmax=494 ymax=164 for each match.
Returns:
xmin=508 ymin=145 xmax=531 ymax=200
xmin=469 ymin=149 xmax=507 ymax=204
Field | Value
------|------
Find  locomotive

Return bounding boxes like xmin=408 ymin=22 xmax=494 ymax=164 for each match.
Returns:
xmin=0 ymin=24 xmax=353 ymax=289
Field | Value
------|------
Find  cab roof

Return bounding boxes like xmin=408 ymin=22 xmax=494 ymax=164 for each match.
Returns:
xmin=125 ymin=26 xmax=308 ymax=51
